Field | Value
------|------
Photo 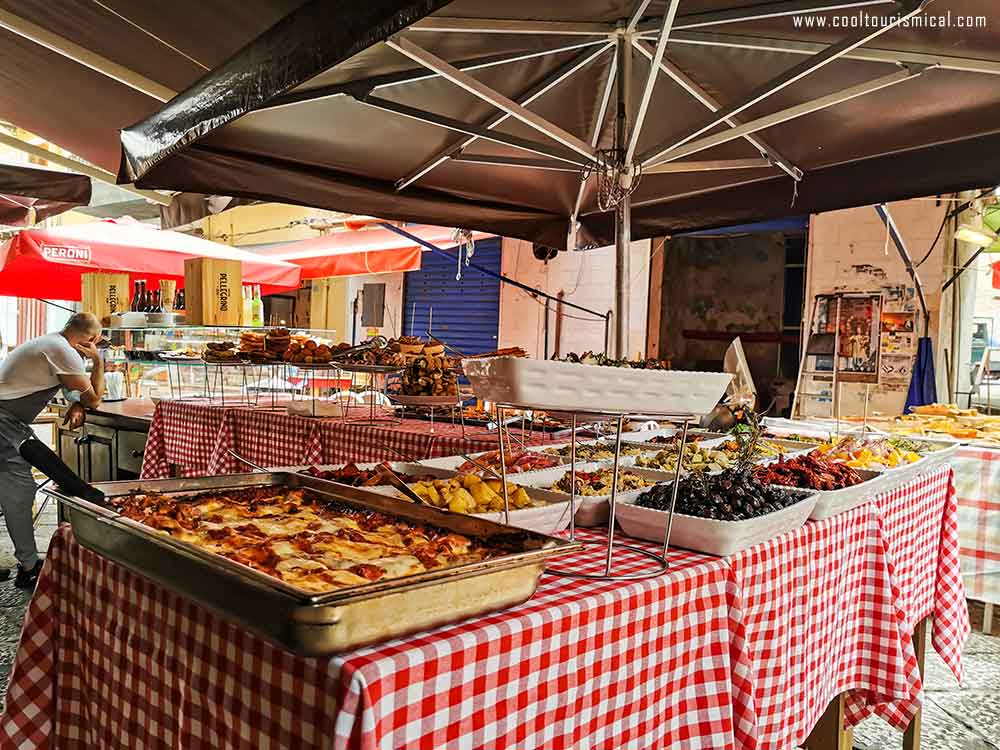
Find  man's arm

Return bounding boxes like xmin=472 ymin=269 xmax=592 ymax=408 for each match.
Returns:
xmin=58 ymin=342 xmax=104 ymax=409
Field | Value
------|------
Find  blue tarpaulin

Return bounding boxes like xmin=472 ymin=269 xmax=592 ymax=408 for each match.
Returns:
xmin=905 ymin=337 xmax=938 ymax=412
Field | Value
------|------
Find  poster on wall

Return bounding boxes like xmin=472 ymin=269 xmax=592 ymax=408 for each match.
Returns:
xmin=880 ymin=311 xmax=916 ymax=354
xmin=879 ymin=311 xmax=917 ymax=384
xmin=816 ymin=294 xmax=883 ymax=383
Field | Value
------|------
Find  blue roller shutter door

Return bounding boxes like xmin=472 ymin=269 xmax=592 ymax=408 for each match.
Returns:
xmin=402 ymin=237 xmax=501 ymax=356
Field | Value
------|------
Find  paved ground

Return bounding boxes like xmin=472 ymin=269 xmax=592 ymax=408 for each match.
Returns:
xmin=0 ymin=498 xmax=996 ymax=748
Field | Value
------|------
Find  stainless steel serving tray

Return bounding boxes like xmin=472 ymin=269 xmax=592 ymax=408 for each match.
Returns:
xmin=47 ymin=472 xmax=580 ymax=656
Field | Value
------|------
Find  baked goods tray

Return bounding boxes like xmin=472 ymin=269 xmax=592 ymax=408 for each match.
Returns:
xmin=337 ymin=363 xmax=405 ymax=374
xmin=45 ymin=472 xmax=579 ymax=656
xmin=616 ymin=489 xmax=818 ymax=556
xmin=462 ymin=357 xmax=732 ymax=415
xmin=390 ymin=394 xmax=462 ymax=407
xmin=286 ymin=361 xmax=340 ymax=370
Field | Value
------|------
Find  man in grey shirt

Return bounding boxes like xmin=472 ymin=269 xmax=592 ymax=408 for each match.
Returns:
xmin=0 ymin=313 xmax=105 ymax=589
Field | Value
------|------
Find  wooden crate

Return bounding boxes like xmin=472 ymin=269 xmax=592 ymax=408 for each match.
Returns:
xmin=184 ymin=258 xmax=243 ymax=326
xmin=81 ymin=272 xmax=131 ymax=322
xmin=308 ymin=277 xmax=347 ymax=336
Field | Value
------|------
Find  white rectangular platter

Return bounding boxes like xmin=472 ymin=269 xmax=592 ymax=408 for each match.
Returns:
xmin=462 ymin=357 xmax=732 ymax=416
xmin=616 ymin=490 xmax=818 ymax=556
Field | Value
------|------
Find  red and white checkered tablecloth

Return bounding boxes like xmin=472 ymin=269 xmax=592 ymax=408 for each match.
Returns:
xmin=951 ymin=445 xmax=1000 ymax=603
xmin=142 ymin=401 xmax=554 ymax=479
xmin=0 ymin=467 xmax=967 ymax=750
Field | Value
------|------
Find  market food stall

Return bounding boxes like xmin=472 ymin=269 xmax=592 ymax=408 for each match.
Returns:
xmin=0 ymin=437 xmax=966 ymax=749
xmin=6 ymin=0 xmax=999 ymax=746
xmin=0 ymin=350 xmax=971 ymax=749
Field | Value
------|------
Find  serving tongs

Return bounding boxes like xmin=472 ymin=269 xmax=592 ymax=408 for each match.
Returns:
xmin=458 ymin=452 xmax=504 ymax=481
xmin=18 ymin=436 xmax=108 ymax=507
xmin=328 ymin=335 xmax=389 ymax=361
xmin=372 ymin=465 xmax=426 ymax=505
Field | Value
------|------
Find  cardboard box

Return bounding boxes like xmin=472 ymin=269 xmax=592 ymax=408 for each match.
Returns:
xmin=81 ymin=272 xmax=131 ymax=322
xmin=184 ymin=258 xmax=243 ymax=325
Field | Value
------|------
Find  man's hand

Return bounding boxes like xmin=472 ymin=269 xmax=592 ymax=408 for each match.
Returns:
xmin=73 ymin=341 xmax=101 ymax=362
xmin=63 ymin=402 xmax=86 ymax=429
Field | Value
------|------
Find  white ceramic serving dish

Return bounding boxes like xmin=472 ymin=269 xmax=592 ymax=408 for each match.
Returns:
xmin=515 ymin=462 xmax=677 ymax=526
xmin=346 ymin=464 xmax=574 ymax=535
xmin=616 ymin=489 xmax=818 ymax=556
xmin=417 ymin=451 xmax=569 ymax=473
xmin=462 ymin=357 xmax=732 ymax=416
xmin=768 ymin=469 xmax=887 ymax=520
xmin=620 ymin=427 xmax=677 ymax=443
xmin=525 ymin=440 xmax=654 ymax=464
xmin=276 ymin=462 xmax=573 ymax=535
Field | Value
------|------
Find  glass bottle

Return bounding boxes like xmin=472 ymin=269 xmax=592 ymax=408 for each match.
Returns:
xmin=131 ymin=281 xmax=142 ymax=312
xmin=251 ymin=285 xmax=264 ymax=327
xmin=242 ymin=285 xmax=253 ymax=326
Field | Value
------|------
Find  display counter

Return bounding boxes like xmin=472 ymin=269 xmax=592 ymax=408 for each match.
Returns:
xmin=0 ymin=465 xmax=966 ymax=749
xmin=52 ymin=400 xmax=154 ymax=483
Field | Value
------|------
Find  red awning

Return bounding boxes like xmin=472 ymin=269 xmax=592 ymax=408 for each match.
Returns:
xmin=262 ymin=225 xmax=492 ymax=279
xmin=0 ymin=218 xmax=301 ymax=300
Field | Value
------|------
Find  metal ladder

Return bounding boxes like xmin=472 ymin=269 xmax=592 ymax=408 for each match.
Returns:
xmin=791 ymin=294 xmax=843 ymax=420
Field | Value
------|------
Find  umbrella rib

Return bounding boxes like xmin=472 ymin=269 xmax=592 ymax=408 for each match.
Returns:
xmin=571 ymin=51 xmax=617 ymax=227
xmin=645 ymin=158 xmax=775 ymax=174
xmin=407 ymin=17 xmax=613 ymax=36
xmin=359 ymin=95 xmax=590 ymax=168
xmin=632 ymin=40 xmax=802 ymax=180
xmin=262 ymin=40 xmax=610 ymax=111
xmin=449 ymin=155 xmax=579 ymax=172
xmin=639 ymin=0 xmax=928 ymax=167
xmin=648 ymin=67 xmax=928 ymax=167
xmin=387 ymin=37 xmax=598 ymax=162
xmin=626 ymin=0 xmax=655 ymax=33
xmin=669 ymin=30 xmax=1000 ymax=77
xmin=396 ymin=42 xmax=612 ymax=191
xmin=626 ymin=0 xmax=682 ymax=164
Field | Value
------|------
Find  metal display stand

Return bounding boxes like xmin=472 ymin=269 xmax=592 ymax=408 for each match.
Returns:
xmin=163 ymin=358 xmax=271 ymax=407
xmin=285 ymin=362 xmax=344 ymax=417
xmin=390 ymin=393 xmax=468 ymax=435
xmin=491 ymin=403 xmax=699 ymax=580
xmin=338 ymin=364 xmax=405 ymax=426
xmin=202 ymin=361 xmax=262 ymax=407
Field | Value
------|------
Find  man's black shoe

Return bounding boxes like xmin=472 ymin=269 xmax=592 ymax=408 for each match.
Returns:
xmin=14 ymin=560 xmax=43 ymax=590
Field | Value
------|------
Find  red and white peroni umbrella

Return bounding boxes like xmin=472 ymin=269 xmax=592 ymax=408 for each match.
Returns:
xmin=0 ymin=218 xmax=301 ymax=300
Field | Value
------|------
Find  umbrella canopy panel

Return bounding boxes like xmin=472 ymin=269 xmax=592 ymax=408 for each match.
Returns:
xmin=118 ymin=0 xmax=1000 ymax=249
xmin=0 ymin=219 xmax=301 ymax=300
xmin=0 ymin=162 xmax=90 ymax=225
xmin=0 ymin=0 xmax=307 ymax=172
xmin=261 ymin=224 xmax=491 ymax=278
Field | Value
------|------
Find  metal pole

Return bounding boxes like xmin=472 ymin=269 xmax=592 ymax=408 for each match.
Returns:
xmin=604 ymin=413 xmax=627 ymax=576
xmin=496 ymin=405 xmax=510 ymax=526
xmin=569 ymin=413 xmax=577 ymax=541
xmin=613 ymin=31 xmax=632 ymax=359
xmin=662 ymin=419 xmax=688 ymax=559
xmin=544 ymin=297 xmax=550 ymax=360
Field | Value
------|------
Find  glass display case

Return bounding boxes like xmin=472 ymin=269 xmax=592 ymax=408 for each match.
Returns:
xmin=102 ymin=325 xmax=343 ymax=402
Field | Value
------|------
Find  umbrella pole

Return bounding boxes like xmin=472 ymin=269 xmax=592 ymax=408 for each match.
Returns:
xmin=613 ymin=32 xmax=632 ymax=360
xmin=615 ymin=201 xmax=631 ymax=360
